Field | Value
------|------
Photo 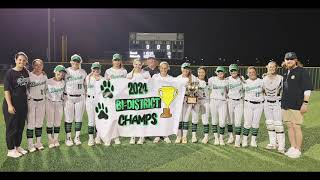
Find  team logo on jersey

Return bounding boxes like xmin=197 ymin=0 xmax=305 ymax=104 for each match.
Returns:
xmin=291 ymin=75 xmax=295 ymax=79
xmin=101 ymin=80 xmax=114 ymax=98
xmin=95 ymin=102 xmax=109 ymax=120
xmin=17 ymin=76 xmax=29 ymax=87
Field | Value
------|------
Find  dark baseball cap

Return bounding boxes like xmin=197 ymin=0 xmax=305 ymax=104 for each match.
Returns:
xmin=285 ymin=52 xmax=297 ymax=59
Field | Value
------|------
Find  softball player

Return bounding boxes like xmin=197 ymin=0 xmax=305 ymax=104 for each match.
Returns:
xmin=190 ymin=66 xmax=210 ymax=144
xmin=104 ymin=53 xmax=127 ymax=145
xmin=27 ymin=59 xmax=47 ymax=152
xmin=208 ymin=66 xmax=228 ymax=146
xmin=86 ymin=62 xmax=106 ymax=146
xmin=64 ymin=54 xmax=87 ymax=146
xmin=242 ymin=66 xmax=264 ymax=147
xmin=226 ymin=64 xmax=245 ymax=147
xmin=126 ymin=58 xmax=151 ymax=145
xmin=46 ymin=65 xmax=66 ymax=148
xmin=152 ymin=61 xmax=172 ymax=144
xmin=175 ymin=62 xmax=198 ymax=144
xmin=263 ymin=61 xmax=285 ymax=153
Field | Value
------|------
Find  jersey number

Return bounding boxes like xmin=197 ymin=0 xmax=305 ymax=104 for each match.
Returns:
xmin=78 ymin=84 xmax=82 ymax=90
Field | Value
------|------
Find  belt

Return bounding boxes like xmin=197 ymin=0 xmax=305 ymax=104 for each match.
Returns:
xmin=64 ymin=93 xmax=81 ymax=97
xmin=231 ymin=98 xmax=241 ymax=101
xmin=29 ymin=98 xmax=44 ymax=101
xmin=267 ymin=100 xmax=281 ymax=103
xmin=245 ymin=100 xmax=264 ymax=104
xmin=48 ymin=99 xmax=62 ymax=102
xmin=87 ymin=95 xmax=95 ymax=98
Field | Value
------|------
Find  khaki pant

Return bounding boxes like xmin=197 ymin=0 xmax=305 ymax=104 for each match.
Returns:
xmin=282 ymin=109 xmax=304 ymax=125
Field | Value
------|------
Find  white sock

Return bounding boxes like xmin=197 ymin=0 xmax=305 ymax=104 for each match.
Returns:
xmin=228 ymin=132 xmax=233 ymax=138
xmin=204 ymin=134 xmax=209 ymax=138
xmin=192 ymin=132 xmax=197 ymax=137
xmin=75 ymin=131 xmax=80 ymax=138
xmin=177 ymin=130 xmax=182 ymax=137
xmin=277 ymin=133 xmax=285 ymax=150
xmin=214 ymin=133 xmax=219 ymax=140
xmin=242 ymin=135 xmax=248 ymax=142
xmin=27 ymin=138 xmax=33 ymax=146
xmin=268 ymin=131 xmax=276 ymax=145
xmin=182 ymin=130 xmax=188 ymax=138
xmin=235 ymin=135 xmax=241 ymax=142
xmin=54 ymin=133 xmax=59 ymax=141
xmin=251 ymin=135 xmax=256 ymax=143
xmin=66 ymin=133 xmax=71 ymax=140
xmin=89 ymin=134 xmax=94 ymax=140
xmin=36 ymin=137 xmax=41 ymax=144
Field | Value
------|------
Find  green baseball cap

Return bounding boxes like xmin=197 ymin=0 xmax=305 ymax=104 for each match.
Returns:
xmin=54 ymin=65 xmax=66 ymax=73
xmin=112 ymin=53 xmax=122 ymax=61
xmin=229 ymin=64 xmax=239 ymax=72
xmin=215 ymin=66 xmax=226 ymax=73
xmin=71 ymin=54 xmax=82 ymax=63
xmin=91 ymin=62 xmax=102 ymax=69
xmin=181 ymin=62 xmax=191 ymax=69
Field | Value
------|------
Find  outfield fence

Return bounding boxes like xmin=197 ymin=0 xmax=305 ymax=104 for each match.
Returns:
xmin=0 ymin=62 xmax=319 ymax=90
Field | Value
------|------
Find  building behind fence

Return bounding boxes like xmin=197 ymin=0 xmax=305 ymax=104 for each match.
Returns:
xmin=0 ymin=62 xmax=319 ymax=90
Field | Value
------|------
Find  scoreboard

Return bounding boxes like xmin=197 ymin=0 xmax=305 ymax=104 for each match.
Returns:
xmin=129 ymin=32 xmax=184 ymax=60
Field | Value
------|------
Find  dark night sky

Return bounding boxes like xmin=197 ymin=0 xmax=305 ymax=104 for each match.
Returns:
xmin=1 ymin=8 xmax=320 ymax=66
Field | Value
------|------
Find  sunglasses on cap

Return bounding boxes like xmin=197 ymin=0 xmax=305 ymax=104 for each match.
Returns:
xmin=230 ymin=69 xmax=237 ymax=72
xmin=285 ymin=58 xmax=295 ymax=60
xmin=216 ymin=70 xmax=224 ymax=73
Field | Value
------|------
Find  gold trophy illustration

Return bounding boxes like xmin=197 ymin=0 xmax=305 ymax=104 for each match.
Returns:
xmin=186 ymin=81 xmax=199 ymax=104
xmin=158 ymin=86 xmax=178 ymax=118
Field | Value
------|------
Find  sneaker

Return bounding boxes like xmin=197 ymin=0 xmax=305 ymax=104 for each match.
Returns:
xmin=114 ymin=138 xmax=121 ymax=145
xmin=48 ymin=143 xmax=55 ymax=149
xmin=153 ymin=137 xmax=161 ymax=143
xmin=164 ymin=137 xmax=171 ymax=144
xmin=35 ymin=143 xmax=44 ymax=150
xmin=16 ymin=147 xmax=28 ymax=155
xmin=28 ymin=144 xmax=37 ymax=153
xmin=54 ymin=141 xmax=60 ymax=147
xmin=65 ymin=137 xmax=74 ymax=147
xmin=192 ymin=135 xmax=198 ymax=143
xmin=7 ymin=150 xmax=22 ymax=158
xmin=219 ymin=136 xmax=225 ymax=146
xmin=227 ymin=135 xmax=234 ymax=144
xmin=129 ymin=137 xmax=135 ymax=144
xmin=104 ymin=141 xmax=111 ymax=146
xmin=88 ymin=138 xmax=95 ymax=146
xmin=175 ymin=136 xmax=182 ymax=144
xmin=74 ymin=136 xmax=81 ymax=145
xmin=214 ymin=138 xmax=220 ymax=145
xmin=95 ymin=137 xmax=101 ymax=145
xmin=182 ymin=137 xmax=188 ymax=144
xmin=266 ymin=144 xmax=277 ymax=150
xmin=287 ymin=149 xmax=301 ymax=159
xmin=202 ymin=136 xmax=208 ymax=144
xmin=285 ymin=147 xmax=296 ymax=156
xmin=234 ymin=136 xmax=241 ymax=148
xmin=137 ymin=137 xmax=145 ymax=145
xmin=234 ymin=141 xmax=241 ymax=148
xmin=250 ymin=139 xmax=257 ymax=148
xmin=278 ymin=148 xmax=285 ymax=154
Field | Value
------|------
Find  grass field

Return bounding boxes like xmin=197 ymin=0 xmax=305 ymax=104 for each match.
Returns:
xmin=0 ymin=86 xmax=320 ymax=171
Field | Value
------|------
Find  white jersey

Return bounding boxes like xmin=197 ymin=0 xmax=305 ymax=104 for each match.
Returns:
xmin=65 ymin=67 xmax=87 ymax=95
xmin=208 ymin=76 xmax=228 ymax=100
xmin=244 ymin=78 xmax=264 ymax=102
xmin=46 ymin=78 xmax=65 ymax=102
xmin=152 ymin=73 xmax=174 ymax=81
xmin=226 ymin=76 xmax=244 ymax=99
xmin=197 ymin=78 xmax=209 ymax=99
xmin=126 ymin=70 xmax=151 ymax=80
xmin=28 ymin=72 xmax=47 ymax=99
xmin=263 ymin=74 xmax=283 ymax=101
xmin=104 ymin=67 xmax=127 ymax=79
xmin=85 ymin=75 xmax=104 ymax=96
xmin=176 ymin=74 xmax=198 ymax=95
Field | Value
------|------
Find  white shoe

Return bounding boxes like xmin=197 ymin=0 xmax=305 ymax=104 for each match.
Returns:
xmin=219 ymin=136 xmax=225 ymax=146
xmin=287 ymin=149 xmax=301 ymax=158
xmin=192 ymin=135 xmax=197 ymax=143
xmin=182 ymin=137 xmax=188 ymax=144
xmin=88 ymin=138 xmax=95 ymax=146
xmin=214 ymin=137 xmax=220 ymax=145
xmin=7 ymin=150 xmax=22 ymax=158
xmin=95 ymin=137 xmax=101 ymax=145
xmin=278 ymin=148 xmax=285 ymax=154
xmin=48 ymin=143 xmax=55 ymax=149
xmin=227 ymin=135 xmax=234 ymax=144
xmin=34 ymin=143 xmax=44 ymax=150
xmin=266 ymin=144 xmax=277 ymax=150
xmin=250 ymin=139 xmax=257 ymax=148
xmin=65 ymin=137 xmax=74 ymax=147
xmin=16 ymin=147 xmax=28 ymax=155
xmin=285 ymin=147 xmax=296 ymax=156
xmin=129 ymin=137 xmax=135 ymax=144
xmin=104 ymin=141 xmax=111 ymax=146
xmin=202 ymin=137 xmax=208 ymax=144
xmin=114 ymin=138 xmax=121 ymax=145
xmin=28 ymin=145 xmax=37 ymax=153
xmin=54 ymin=141 xmax=60 ymax=147
xmin=175 ymin=136 xmax=182 ymax=144
xmin=164 ymin=137 xmax=171 ymax=144
xmin=153 ymin=137 xmax=161 ymax=143
xmin=74 ymin=136 xmax=81 ymax=145
xmin=234 ymin=135 xmax=241 ymax=148
xmin=137 ymin=137 xmax=144 ymax=145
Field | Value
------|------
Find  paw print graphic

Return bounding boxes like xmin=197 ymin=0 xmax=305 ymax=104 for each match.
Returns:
xmin=95 ymin=102 xmax=109 ymax=120
xmin=100 ymin=80 xmax=114 ymax=98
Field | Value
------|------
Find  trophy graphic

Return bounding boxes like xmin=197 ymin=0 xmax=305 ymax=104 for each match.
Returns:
xmin=158 ymin=86 xmax=178 ymax=118
xmin=186 ymin=82 xmax=199 ymax=104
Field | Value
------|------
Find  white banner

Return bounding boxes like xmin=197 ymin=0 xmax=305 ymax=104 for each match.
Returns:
xmin=95 ymin=77 xmax=187 ymax=143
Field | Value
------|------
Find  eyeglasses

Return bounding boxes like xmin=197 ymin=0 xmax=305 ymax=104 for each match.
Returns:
xmin=285 ymin=58 xmax=295 ymax=60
